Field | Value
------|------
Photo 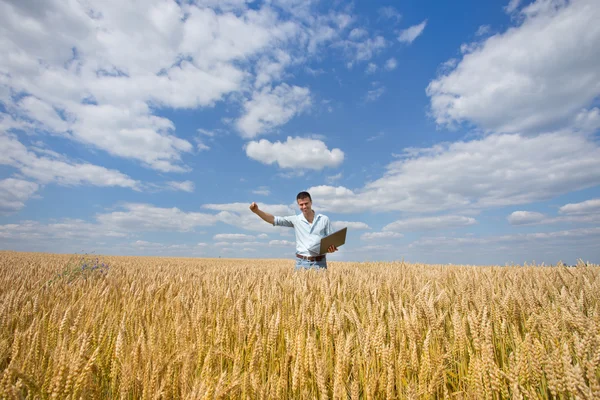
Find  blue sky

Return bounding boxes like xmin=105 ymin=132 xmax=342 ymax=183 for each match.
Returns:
xmin=1 ymin=0 xmax=599 ymax=265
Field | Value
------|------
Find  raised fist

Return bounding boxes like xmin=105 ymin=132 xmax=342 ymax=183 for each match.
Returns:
xmin=249 ymin=202 xmax=258 ymax=213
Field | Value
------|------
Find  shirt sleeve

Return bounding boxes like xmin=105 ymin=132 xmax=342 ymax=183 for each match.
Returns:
xmin=324 ymin=216 xmax=333 ymax=236
xmin=273 ymin=215 xmax=295 ymax=227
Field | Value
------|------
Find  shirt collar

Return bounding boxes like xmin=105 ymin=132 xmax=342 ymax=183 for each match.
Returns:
xmin=299 ymin=211 xmax=320 ymax=224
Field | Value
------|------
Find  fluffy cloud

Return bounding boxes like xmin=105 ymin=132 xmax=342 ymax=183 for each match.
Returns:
xmin=166 ymin=181 xmax=195 ymax=193
xmin=398 ymin=20 xmax=427 ymax=44
xmin=384 ymin=58 xmax=398 ymax=71
xmin=236 ymin=84 xmax=312 ymax=138
xmin=252 ymin=186 xmax=271 ymax=196
xmin=0 ymin=199 xmax=293 ymax=247
xmin=383 ymin=215 xmax=476 ymax=232
xmin=0 ymin=132 xmax=140 ymax=189
xmin=379 ymin=7 xmax=402 ymax=22
xmin=338 ymin=34 xmax=387 ymax=66
xmin=0 ymin=178 xmax=39 ymax=215
xmin=361 ymin=231 xmax=404 ymax=241
xmin=332 ymin=221 xmax=371 ymax=231
xmin=509 ymin=199 xmax=600 ymax=225
xmin=508 ymin=211 xmax=546 ymax=225
xmin=269 ymin=240 xmax=295 ymax=246
xmin=559 ymin=199 xmax=600 ymax=215
xmin=245 ymin=136 xmax=344 ymax=170
xmin=410 ymin=227 xmax=600 ymax=249
xmin=365 ymin=83 xmax=386 ymax=102
xmin=427 ymin=0 xmax=600 ymax=134
xmin=0 ymin=0 xmax=351 ymax=171
xmin=96 ymin=203 xmax=219 ymax=232
xmin=505 ymin=0 xmax=522 ymax=14
xmin=308 ymin=132 xmax=600 ymax=213
xmin=365 ymin=63 xmax=378 ymax=74
xmin=203 ymin=202 xmax=297 ymax=233
xmin=213 ymin=233 xmax=257 ymax=241
xmin=326 ymin=173 xmax=342 ymax=184
xmin=0 ymin=219 xmax=127 ymax=241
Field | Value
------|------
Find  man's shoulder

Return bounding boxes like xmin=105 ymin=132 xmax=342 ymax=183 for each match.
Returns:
xmin=317 ymin=213 xmax=329 ymax=221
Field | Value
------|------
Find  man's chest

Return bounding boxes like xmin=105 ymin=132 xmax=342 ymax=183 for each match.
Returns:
xmin=296 ymin=219 xmax=326 ymax=235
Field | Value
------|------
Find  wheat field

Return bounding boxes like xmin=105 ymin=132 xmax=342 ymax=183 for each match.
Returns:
xmin=0 ymin=251 xmax=599 ymax=399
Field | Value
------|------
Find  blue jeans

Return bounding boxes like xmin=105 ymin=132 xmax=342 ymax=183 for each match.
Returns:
xmin=295 ymin=256 xmax=327 ymax=270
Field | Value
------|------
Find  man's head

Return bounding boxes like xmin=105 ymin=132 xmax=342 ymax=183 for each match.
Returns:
xmin=296 ymin=191 xmax=312 ymax=216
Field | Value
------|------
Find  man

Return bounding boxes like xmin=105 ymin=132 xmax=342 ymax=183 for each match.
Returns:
xmin=249 ymin=191 xmax=337 ymax=269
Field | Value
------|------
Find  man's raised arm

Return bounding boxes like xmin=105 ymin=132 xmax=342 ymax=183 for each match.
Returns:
xmin=249 ymin=202 xmax=275 ymax=225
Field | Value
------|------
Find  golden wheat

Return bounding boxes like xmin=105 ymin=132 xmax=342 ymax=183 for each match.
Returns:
xmin=0 ymin=251 xmax=599 ymax=399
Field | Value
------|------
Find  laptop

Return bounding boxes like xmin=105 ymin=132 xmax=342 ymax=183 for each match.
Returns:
xmin=319 ymin=227 xmax=347 ymax=255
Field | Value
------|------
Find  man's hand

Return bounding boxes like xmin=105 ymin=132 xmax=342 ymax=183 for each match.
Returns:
xmin=327 ymin=245 xmax=338 ymax=253
xmin=249 ymin=202 xmax=258 ymax=213
xmin=250 ymin=203 xmax=275 ymax=224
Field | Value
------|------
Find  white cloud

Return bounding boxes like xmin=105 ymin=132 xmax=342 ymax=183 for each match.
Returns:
xmin=17 ymin=96 xmax=70 ymax=133
xmin=0 ymin=132 xmax=140 ymax=189
xmin=365 ymin=83 xmax=385 ymax=102
xmin=132 ymin=240 xmax=162 ymax=248
xmin=509 ymin=199 xmax=600 ymax=226
xmin=361 ymin=231 xmax=404 ymax=241
xmin=379 ymin=7 xmax=402 ymax=22
xmin=410 ymin=227 xmax=600 ymax=249
xmin=349 ymin=28 xmax=368 ymax=40
xmin=0 ymin=178 xmax=39 ymax=215
xmin=427 ymin=0 xmax=600 ymax=134
xmin=383 ymin=215 xmax=477 ymax=232
xmin=332 ymin=221 xmax=371 ymax=231
xmin=507 ymin=210 xmax=600 ymax=226
xmin=202 ymin=202 xmax=297 ymax=233
xmin=167 ymin=181 xmax=195 ymax=193
xmin=326 ymin=173 xmax=342 ymax=184
xmin=573 ymin=108 xmax=600 ymax=134
xmin=252 ymin=186 xmax=271 ymax=196
xmin=505 ymin=0 xmax=522 ymax=14
xmin=559 ymin=199 xmax=600 ymax=215
xmin=307 ymin=132 xmax=600 ymax=214
xmin=203 ymin=202 xmax=294 ymax=215
xmin=213 ymin=233 xmax=256 ymax=241
xmin=254 ymin=50 xmax=293 ymax=88
xmin=365 ymin=63 xmax=378 ymax=74
xmin=305 ymin=67 xmax=325 ymax=76
xmin=0 ymin=0 xmax=351 ymax=171
xmin=197 ymin=129 xmax=217 ymax=137
xmin=367 ymin=132 xmax=385 ymax=142
xmin=507 ymin=211 xmax=546 ymax=225
xmin=398 ymin=20 xmax=427 ymax=44
xmin=236 ymin=84 xmax=312 ymax=138
xmin=245 ymin=136 xmax=344 ymax=170
xmin=269 ymin=239 xmax=295 ymax=246
xmin=357 ymin=244 xmax=394 ymax=251
xmin=97 ymin=203 xmax=219 ymax=232
xmin=68 ymin=103 xmax=193 ymax=173
xmin=196 ymin=142 xmax=210 ymax=152
xmin=339 ymin=35 xmax=387 ymax=66
xmin=384 ymin=58 xmax=398 ymax=71
xmin=475 ymin=25 xmax=492 ymax=36
xmin=0 ymin=219 xmax=127 ymax=241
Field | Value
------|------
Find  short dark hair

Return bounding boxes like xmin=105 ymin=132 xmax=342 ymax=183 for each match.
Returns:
xmin=296 ymin=191 xmax=312 ymax=202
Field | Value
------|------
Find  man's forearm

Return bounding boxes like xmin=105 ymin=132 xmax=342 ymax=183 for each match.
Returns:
xmin=255 ymin=209 xmax=275 ymax=225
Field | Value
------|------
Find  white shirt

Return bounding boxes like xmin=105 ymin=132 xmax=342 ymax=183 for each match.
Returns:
xmin=273 ymin=212 xmax=333 ymax=256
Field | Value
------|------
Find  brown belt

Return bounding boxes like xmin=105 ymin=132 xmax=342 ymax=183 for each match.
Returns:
xmin=296 ymin=253 xmax=325 ymax=262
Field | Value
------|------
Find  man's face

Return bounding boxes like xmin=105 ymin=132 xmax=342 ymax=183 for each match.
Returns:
xmin=297 ymin=197 xmax=312 ymax=215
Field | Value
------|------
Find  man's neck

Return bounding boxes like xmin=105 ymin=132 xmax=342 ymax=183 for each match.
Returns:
xmin=305 ymin=210 xmax=315 ymax=223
